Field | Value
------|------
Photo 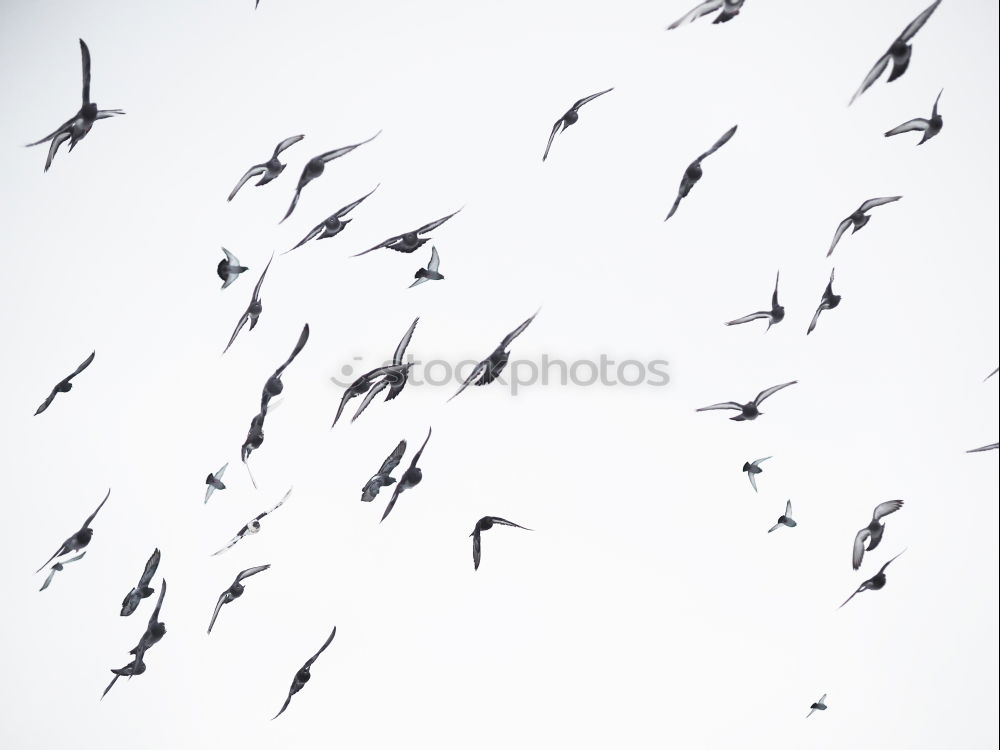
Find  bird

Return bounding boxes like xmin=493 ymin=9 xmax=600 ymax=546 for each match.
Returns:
xmin=542 ymin=87 xmax=613 ymax=161
xmin=350 ymin=318 xmax=420 ymax=423
xmin=207 ymin=564 xmax=271 ymax=634
xmin=885 ymin=90 xmax=944 ymax=144
xmin=34 ymin=350 xmax=95 ymax=415
xmin=205 ymin=463 xmax=228 ymax=504
xmin=967 ymin=442 xmax=999 ymax=453
xmin=849 ymin=0 xmax=942 ymax=105
xmin=224 ymin=253 xmax=274 ymax=354
xmin=666 ymin=0 xmax=746 ymax=29
xmin=280 ymin=131 xmax=381 ymax=223
xmin=724 ymin=272 xmax=784 ymax=330
xmin=282 ymin=185 xmax=379 ymax=255
xmin=361 ymin=439 xmax=407 ymax=502
xmin=806 ymin=694 xmax=828 ymax=718
xmin=807 ymin=269 xmax=842 ymax=335
xmin=448 ymin=309 xmax=540 ymax=402
xmin=211 ymin=488 xmax=292 ymax=555
xmin=35 ymin=489 xmax=110 ymax=573
xmin=38 ymin=552 xmax=86 ymax=592
xmin=240 ymin=410 xmax=266 ymax=485
xmin=826 ymin=197 xmax=902 ymax=257
xmin=260 ymin=323 xmax=310 ymax=414
xmin=409 ymin=246 xmax=444 ymax=288
xmin=840 ymin=550 xmax=906 ymax=608
xmin=123 ymin=579 xmax=168 ymax=680
xmin=768 ymin=500 xmax=796 ymax=533
xmin=380 ymin=427 xmax=432 ymax=523
xmin=273 ymin=625 xmax=338 ymax=720
xmin=330 ymin=364 xmax=413 ymax=428
xmin=742 ymin=456 xmax=771 ymax=492
xmin=120 ymin=548 xmax=161 ymax=616
xmin=664 ymin=125 xmax=737 ymax=221
xmin=25 ymin=39 xmax=124 ymax=172
xmin=695 ymin=381 xmax=798 ymax=421
xmin=217 ymin=248 xmax=248 ymax=290
xmin=471 ymin=516 xmax=532 ymax=571
xmin=852 ymin=500 xmax=904 ymax=570
xmin=227 ymin=135 xmax=304 ymax=201
xmin=353 ymin=209 xmax=463 ymax=257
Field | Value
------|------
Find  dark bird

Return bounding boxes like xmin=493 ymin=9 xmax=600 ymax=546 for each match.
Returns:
xmin=696 ymin=381 xmax=798 ymax=421
xmin=967 ymin=442 xmax=999 ymax=453
xmin=351 ymin=318 xmax=419 ymax=423
xmin=725 ymin=271 xmax=784 ymax=330
xmin=280 ymin=131 xmax=381 ymax=223
xmin=205 ymin=463 xmax=228 ymax=504
xmin=768 ymin=500 xmax=796 ymax=533
xmin=282 ymin=185 xmax=379 ymax=255
xmin=840 ymin=550 xmax=906 ymax=608
xmin=38 ymin=552 xmax=86 ymax=592
xmin=853 ymin=500 xmax=904 ymax=570
xmin=35 ymin=489 xmax=110 ymax=573
xmin=361 ymin=439 xmax=406 ymax=502
xmin=330 ymin=364 xmax=412 ymax=428
xmin=826 ymin=197 xmax=902 ymax=257
xmin=380 ymin=427 xmax=432 ymax=523
xmin=208 ymin=564 xmax=271 ymax=634
xmin=224 ymin=253 xmax=274 ymax=354
xmin=666 ymin=0 xmax=746 ymax=29
xmin=471 ymin=516 xmax=532 ymax=571
xmin=664 ymin=125 xmax=737 ymax=222
xmin=849 ymin=0 xmax=942 ymax=105
xmin=742 ymin=456 xmax=771 ymax=492
xmin=212 ymin=488 xmax=292 ymax=555
xmin=885 ymin=90 xmax=944 ymax=144
xmin=261 ymin=323 xmax=310 ymax=413
xmin=807 ymin=269 xmax=842 ymax=335
xmin=448 ymin=309 xmax=540 ymax=402
xmin=34 ymin=350 xmax=95 ymax=415
xmin=273 ymin=626 xmax=337 ymax=720
xmin=409 ymin=246 xmax=444 ymax=288
xmin=105 ymin=578 xmax=168 ymax=699
xmin=542 ymin=87 xmax=613 ymax=162
xmin=806 ymin=694 xmax=828 ymax=718
xmin=218 ymin=248 xmax=248 ymax=290
xmin=240 ymin=411 xmax=266 ymax=486
xmin=120 ymin=548 xmax=161 ymax=616
xmin=25 ymin=39 xmax=124 ymax=172
xmin=353 ymin=209 xmax=462 ymax=257
xmin=228 ymin=135 xmax=304 ymax=201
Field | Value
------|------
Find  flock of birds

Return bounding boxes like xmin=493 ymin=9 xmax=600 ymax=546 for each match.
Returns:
xmin=22 ymin=0 xmax=999 ymax=726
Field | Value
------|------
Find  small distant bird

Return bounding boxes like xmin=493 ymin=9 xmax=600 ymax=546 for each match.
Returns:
xmin=853 ymin=500 xmax=904 ymax=570
xmin=806 ymin=694 xmax=828 ymax=718
xmin=985 ymin=367 xmax=998 ymax=381
xmin=26 ymin=39 xmax=124 ymax=172
xmin=409 ymin=246 xmax=444 ymax=288
xmin=666 ymin=0 xmax=745 ymax=29
xmin=449 ymin=309 xmax=540 ymax=402
xmin=807 ymin=269 xmax=841 ymax=335
xmin=280 ymin=131 xmax=381 ymax=223
xmin=273 ymin=625 xmax=337 ymax=720
xmin=350 ymin=318 xmax=419 ymax=423
xmin=218 ymin=248 xmax=248 ymax=290
xmin=282 ymin=184 xmax=379 ymax=255
xmin=849 ymin=0 xmax=942 ymax=105
xmin=261 ymin=323 xmax=310 ymax=413
xmin=471 ymin=516 xmax=532 ymax=571
xmin=227 ymin=135 xmax=304 ymax=201
xmin=840 ymin=550 xmax=906 ymax=608
xmin=38 ymin=552 xmax=86 ymax=592
xmin=205 ymin=463 xmax=228 ymax=504
xmin=696 ymin=381 xmax=798 ymax=421
xmin=742 ymin=456 xmax=771 ymax=492
xmin=725 ymin=272 xmax=784 ymax=331
xmin=353 ymin=209 xmax=463 ymax=257
xmin=212 ymin=488 xmax=292 ymax=555
xmin=361 ymin=440 xmax=406 ymax=502
xmin=967 ymin=442 xmax=999 ymax=453
xmin=826 ymin=197 xmax=902 ymax=257
xmin=542 ymin=87 xmax=613 ymax=162
xmin=208 ymin=564 xmax=271 ymax=634
xmin=381 ymin=427 xmax=432 ymax=523
xmin=35 ymin=350 xmax=95 ymax=415
xmin=224 ymin=253 xmax=274 ymax=354
xmin=120 ymin=548 xmax=161 ymax=616
xmin=768 ymin=500 xmax=796 ymax=533
xmin=35 ymin=489 xmax=110 ymax=573
xmin=664 ymin=125 xmax=737 ymax=222
xmin=885 ymin=90 xmax=944 ymax=144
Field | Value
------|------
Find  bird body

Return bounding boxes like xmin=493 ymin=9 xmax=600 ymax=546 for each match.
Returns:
xmin=217 ymin=248 xmax=248 ymax=289
xmin=743 ymin=456 xmax=771 ymax=492
xmin=664 ymin=125 xmax=737 ymax=221
xmin=205 ymin=463 xmax=228 ymax=503
xmin=827 ymin=197 xmax=902 ymax=257
xmin=471 ymin=516 xmax=531 ymax=570
xmin=542 ymin=88 xmax=613 ymax=161
xmin=768 ymin=500 xmax=796 ymax=533
xmin=806 ymin=694 xmax=828 ymax=718
xmin=410 ymin=246 xmax=444 ymax=287
xmin=807 ymin=269 xmax=841 ymax=334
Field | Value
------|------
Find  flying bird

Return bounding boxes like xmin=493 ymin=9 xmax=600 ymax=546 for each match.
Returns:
xmin=38 ymin=552 xmax=86 ymax=592
xmin=25 ymin=39 xmax=124 ymax=172
xmin=742 ymin=456 xmax=771 ymax=493
xmin=807 ymin=269 xmax=842 ymax=335
xmin=361 ymin=439 xmax=407 ymax=502
xmin=666 ymin=0 xmax=746 ymax=29
xmin=696 ymin=381 xmax=797 ymax=421
xmin=806 ymin=694 xmax=828 ymax=718
xmin=35 ymin=489 xmax=110 ymax=573
xmin=967 ymin=442 xmax=999 ymax=453
xmin=350 ymin=318 xmax=419 ymax=423
xmin=409 ymin=246 xmax=444 ymax=288
xmin=840 ymin=550 xmax=906 ymax=608
xmin=724 ymin=272 xmax=784 ymax=331
xmin=205 ymin=463 xmax=228 ymax=504
xmin=34 ymin=350 xmax=95 ymax=415
xmin=353 ymin=209 xmax=462 ymax=257
xmin=768 ymin=500 xmax=796 ymax=533
xmin=208 ymin=564 xmax=271 ymax=634
xmin=664 ymin=125 xmax=737 ymax=222
xmin=120 ymin=548 xmax=161 ymax=616
xmin=217 ymin=248 xmax=248 ymax=290
xmin=885 ymin=90 xmax=944 ymax=144
xmin=826 ymin=197 xmax=902 ymax=257
xmin=261 ymin=323 xmax=310 ymax=413
xmin=273 ymin=626 xmax=337 ymax=720
xmin=224 ymin=253 xmax=274 ymax=354
xmin=227 ymin=135 xmax=304 ymax=201
xmin=448 ymin=309 xmax=540 ymax=402
xmin=542 ymin=87 xmax=613 ymax=161
xmin=211 ymin=488 xmax=292 ymax=555
xmin=849 ymin=0 xmax=943 ymax=105
xmin=853 ymin=500 xmax=904 ymax=570
xmin=471 ymin=516 xmax=532 ymax=571
xmin=282 ymin=185 xmax=379 ymax=255
xmin=380 ymin=427 xmax=432 ymax=523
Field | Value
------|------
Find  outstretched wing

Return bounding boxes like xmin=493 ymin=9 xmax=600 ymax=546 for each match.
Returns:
xmin=417 ymin=208 xmax=462 ymax=235
xmin=967 ymin=442 xmax=999 ymax=453
xmin=487 ymin=517 xmax=532 ymax=531
xmin=807 ymin=304 xmax=825 ymax=335
xmin=872 ymin=499 xmax=904 ymax=521
xmin=223 ymin=309 xmax=251 ymax=354
xmin=411 ymin=427 xmax=432 ymax=467
xmin=148 ymin=579 xmax=167 ymax=625
xmin=252 ymin=253 xmax=274 ymax=302
xmin=695 ymin=401 xmax=742 ymax=412
xmin=304 ymin=625 xmax=338 ymax=667
xmin=849 ymin=53 xmax=891 ymax=106
xmin=784 ymin=499 xmax=793 ymax=517
xmin=264 ymin=487 xmax=294 ymax=516
xmin=393 ymin=318 xmax=419 ymax=365
xmin=82 ymin=488 xmax=112 ymax=528
xmin=724 ymin=311 xmax=771 ymax=326
xmin=272 ymin=134 xmax=305 ymax=158
xmin=542 ymin=119 xmax=563 ymax=162
xmin=353 ymin=233 xmax=404 ymax=257
xmin=379 ymin=440 xmax=407 ymax=475
xmin=79 ymin=39 xmax=92 ymax=105
xmin=885 ymin=118 xmax=930 ymax=137
xmin=827 ymin=217 xmax=853 ymax=257
xmin=499 ymin=309 xmax=540 ymax=351
xmin=227 ymin=163 xmax=267 ymax=201
xmin=899 ymin=0 xmax=942 ymax=43
xmin=877 ymin=549 xmax=906 ymax=575
xmin=211 ymin=530 xmax=246 ymax=556
xmin=852 ymin=528 xmax=870 ymax=570
xmin=427 ymin=246 xmax=440 ymax=273
xmin=754 ymin=381 xmax=797 ymax=406
xmin=571 ymin=87 xmax=614 ymax=111
xmin=236 ymin=564 xmax=271 ymax=583
xmin=859 ymin=196 xmax=902 ymax=213
xmin=137 ymin=548 xmax=161 ymax=588
xmin=207 ymin=593 xmax=227 ymax=634
xmin=319 ymin=130 xmax=381 ymax=163
xmin=283 ymin=224 xmax=323 ymax=255
xmin=748 ymin=472 xmax=759 ymax=492
xmin=380 ymin=483 xmax=403 ymax=522
xmin=66 ymin=351 xmax=97 ymax=382
xmin=666 ymin=0 xmax=723 ymax=30
xmin=447 ymin=359 xmax=489 ymax=403
xmin=335 ymin=183 xmax=380 ymax=218
xmin=273 ymin=324 xmax=310 ymax=378
xmin=350 ymin=378 xmax=389 ymax=423
xmin=664 ymin=191 xmax=684 ymax=222
xmin=472 ymin=528 xmax=482 ymax=570
xmin=697 ymin=124 xmax=737 ymax=161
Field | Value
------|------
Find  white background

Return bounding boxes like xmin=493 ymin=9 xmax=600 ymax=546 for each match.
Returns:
xmin=0 ymin=1 xmax=997 ymax=748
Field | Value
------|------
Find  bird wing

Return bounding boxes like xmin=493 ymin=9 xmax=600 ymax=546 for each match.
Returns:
xmin=664 ymin=191 xmax=684 ymax=222
xmin=877 ymin=549 xmax=906 ymax=575
xmin=784 ymin=499 xmax=793 ymax=518
xmin=409 ymin=276 xmax=430 ymax=289
xmin=272 ymin=688 xmax=295 ymax=720
xmin=227 ymin=164 xmax=267 ymax=201
xmin=697 ymin=124 xmax=738 ymax=161
xmin=806 ymin=708 xmax=816 ymax=718
xmin=207 ymin=593 xmax=227 ymax=634
xmin=264 ymin=487 xmax=294 ymax=516
xmin=335 ymin=183 xmax=380 ymax=218
xmin=724 ymin=311 xmax=771 ymax=326
xmin=427 ymin=246 xmax=441 ymax=273
xmin=818 ymin=694 xmax=827 ymax=704
xmin=447 ymin=359 xmax=490 ymax=402
xmin=66 ymin=350 xmax=97 ymax=382
xmin=472 ymin=528 xmax=482 ymax=570
xmin=410 ymin=427 xmax=432 ymax=467
xmin=571 ymin=87 xmax=614 ymax=111
xmin=885 ymin=118 xmax=930 ymax=137
xmin=280 ymin=186 xmax=304 ymax=223
xmin=25 ymin=117 xmax=75 ymax=147
xmin=211 ymin=531 xmax=245 ymax=556
xmin=148 ymin=578 xmax=167 ymax=625
xmin=42 ymin=130 xmax=71 ymax=171
xmin=272 ymin=134 xmax=305 ymax=158
xmin=274 ymin=323 xmax=311 ymax=377
xmin=221 ymin=247 xmax=241 ymax=267
xmin=695 ymin=401 xmax=742 ymax=412
xmin=859 ymin=196 xmax=902 ymax=212
xmin=752 ymin=456 xmax=772 ymax=468
xmin=252 ymin=253 xmax=274 ymax=302
xmin=216 ymin=463 xmax=228 ymax=481
xmin=236 ymin=564 xmax=272 ymax=583
xmin=39 ymin=568 xmax=58 ymax=591
xmin=380 ymin=483 xmax=403 ymax=522
xmin=34 ymin=389 xmax=58 ymax=416
xmin=754 ymin=381 xmax=797 ymax=406
xmin=498 ymin=309 xmax=540 ymax=351
xmin=771 ymin=271 xmax=780 ymax=308
xmin=542 ymin=119 xmax=563 ymax=162
xmin=767 ymin=522 xmax=782 ymax=533
xmin=967 ymin=442 xmax=1000 ymax=453
xmin=283 ymin=224 xmax=323 ymax=255
xmin=352 ymin=233 xmax=405 ymax=257
xmin=379 ymin=440 xmax=407 ymax=475
xmin=986 ymin=367 xmax=999 ymax=381
xmin=899 ymin=0 xmax=942 ymax=43
xmin=417 ymin=208 xmax=462 ymax=235
xmin=488 ymin=517 xmax=532 ymax=531
xmin=826 ymin=217 xmax=853 ymax=257
xmin=82 ymin=488 xmax=112 ymax=528
xmin=748 ymin=471 xmax=759 ymax=492
xmin=223 ymin=309 xmax=251 ymax=354
xmin=393 ymin=318 xmax=419 ymax=365
xmin=853 ymin=528 xmax=870 ymax=569
xmin=137 ymin=548 xmax=161 ymax=588
xmin=849 ymin=53 xmax=891 ymax=105
xmin=304 ymin=626 xmax=338 ymax=667
xmin=807 ymin=303 xmax=825 ymax=335
xmin=872 ymin=499 xmax=904 ymax=521
xmin=319 ymin=130 xmax=381 ymax=163
xmin=666 ymin=0 xmax=723 ymax=29
xmin=79 ymin=39 xmax=92 ymax=105
xmin=350 ymin=378 xmax=389 ymax=423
